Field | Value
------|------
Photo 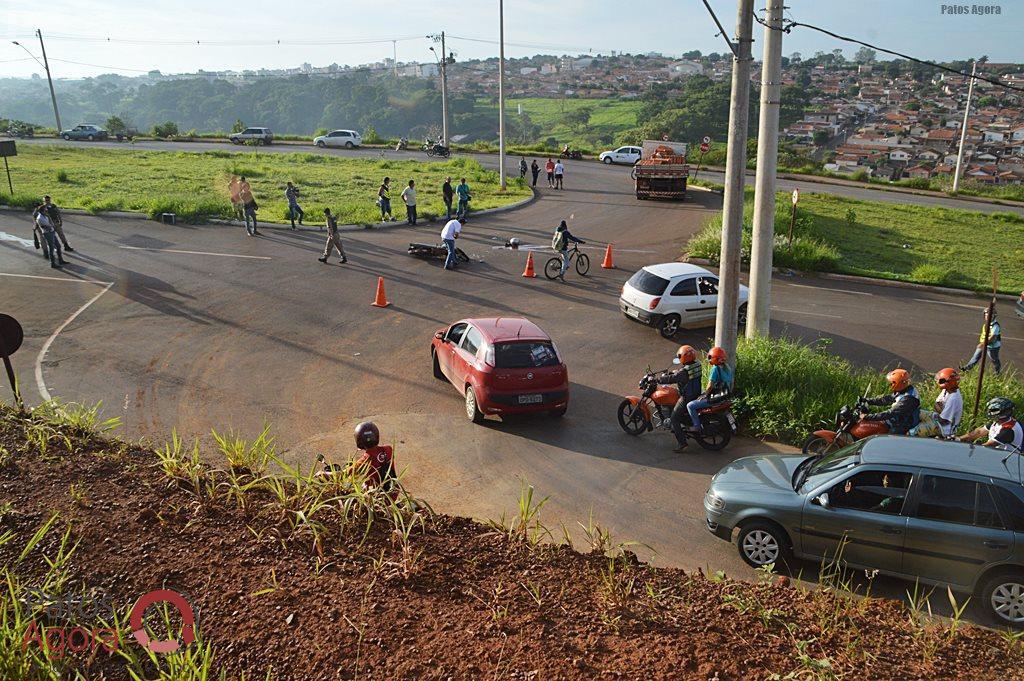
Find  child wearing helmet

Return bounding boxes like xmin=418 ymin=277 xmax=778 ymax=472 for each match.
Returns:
xmin=959 ymin=397 xmax=1023 ymax=452
xmin=348 ymin=421 xmax=397 ymax=497
xmin=686 ymin=346 xmax=734 ymax=440
xmin=860 ymin=369 xmax=921 ymax=435
xmin=658 ymin=345 xmax=703 ymax=451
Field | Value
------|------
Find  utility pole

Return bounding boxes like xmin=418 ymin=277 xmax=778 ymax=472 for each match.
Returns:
xmin=441 ymin=32 xmax=449 ymax=148
xmin=498 ymin=0 xmax=507 ymax=190
xmin=746 ymin=0 xmax=784 ymax=338
xmin=392 ymin=40 xmax=398 ymax=78
xmin=952 ymin=60 xmax=977 ymax=193
xmin=37 ymin=30 xmax=62 ymax=133
xmin=713 ymin=0 xmax=754 ymax=361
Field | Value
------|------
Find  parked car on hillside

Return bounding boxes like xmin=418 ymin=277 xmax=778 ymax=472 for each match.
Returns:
xmin=60 ymin=124 xmax=107 ymax=141
xmin=599 ymin=145 xmax=642 ymax=165
xmin=620 ymin=262 xmax=748 ymax=338
xmin=229 ymin=127 xmax=273 ymax=145
xmin=431 ymin=317 xmax=569 ymax=423
xmin=705 ymin=435 xmax=1024 ymax=627
xmin=313 ymin=129 xmax=362 ymax=149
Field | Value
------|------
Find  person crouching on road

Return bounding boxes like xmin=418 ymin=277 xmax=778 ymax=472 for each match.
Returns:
xmin=318 ymin=207 xmax=347 ymax=265
xmin=285 ymin=181 xmax=304 ymax=229
xmin=658 ymin=345 xmax=702 ymax=452
xmin=401 ymin=179 xmax=417 ymax=225
xmin=349 ymin=422 xmax=397 ymax=500
xmin=551 ymin=220 xmax=583 ymax=281
xmin=859 ymin=369 xmax=920 ymax=435
xmin=441 ymin=215 xmax=465 ymax=271
xmin=962 ymin=307 xmax=1002 ymax=375
xmin=33 ymin=206 xmax=65 ymax=269
xmin=686 ymin=346 xmax=733 ymax=443
xmin=959 ymin=397 xmax=1024 ymax=452
xmin=932 ymin=368 xmax=963 ymax=438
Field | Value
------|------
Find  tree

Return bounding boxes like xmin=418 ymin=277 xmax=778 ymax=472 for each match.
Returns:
xmin=105 ymin=116 xmax=126 ymax=135
xmin=812 ymin=129 xmax=829 ymax=147
xmin=977 ymin=95 xmax=999 ymax=107
xmin=231 ymin=118 xmax=246 ymax=133
xmin=831 ymin=48 xmax=844 ymax=63
xmin=564 ymin=106 xmax=594 ymax=133
xmin=682 ymin=50 xmax=702 ymax=60
xmin=854 ymin=47 xmax=876 ymax=64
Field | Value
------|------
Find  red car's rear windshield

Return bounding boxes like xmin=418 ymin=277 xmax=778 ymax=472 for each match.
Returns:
xmin=493 ymin=342 xmax=559 ymax=369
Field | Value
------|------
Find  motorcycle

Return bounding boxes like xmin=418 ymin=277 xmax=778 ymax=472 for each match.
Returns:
xmin=560 ymin=148 xmax=583 ymax=160
xmin=422 ymin=139 xmax=451 ymax=158
xmin=616 ymin=369 xmax=736 ymax=450
xmin=802 ymin=398 xmax=947 ymax=454
xmin=408 ymin=242 xmax=470 ymax=264
xmin=395 ymin=137 xmax=409 ymax=151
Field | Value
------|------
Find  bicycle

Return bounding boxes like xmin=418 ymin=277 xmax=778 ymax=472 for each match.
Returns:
xmin=544 ymin=243 xmax=590 ymax=280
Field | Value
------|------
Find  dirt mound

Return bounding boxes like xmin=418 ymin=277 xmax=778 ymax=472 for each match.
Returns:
xmin=0 ymin=404 xmax=1022 ymax=680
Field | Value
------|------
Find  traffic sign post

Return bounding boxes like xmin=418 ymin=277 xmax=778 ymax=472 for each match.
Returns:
xmin=692 ymin=138 xmax=712 ymax=183
xmin=0 ymin=140 xmax=16 ymax=196
xmin=0 ymin=314 xmax=24 ymax=409
xmin=787 ymin=188 xmax=800 ymax=249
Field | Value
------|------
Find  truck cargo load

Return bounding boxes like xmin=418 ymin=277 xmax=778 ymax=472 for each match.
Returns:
xmin=633 ymin=139 xmax=691 ymax=201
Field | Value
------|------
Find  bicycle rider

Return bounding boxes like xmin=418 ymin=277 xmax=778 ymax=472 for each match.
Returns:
xmin=551 ymin=220 xmax=584 ymax=282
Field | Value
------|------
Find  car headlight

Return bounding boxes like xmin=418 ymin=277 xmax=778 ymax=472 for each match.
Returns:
xmin=704 ymin=490 xmax=726 ymax=511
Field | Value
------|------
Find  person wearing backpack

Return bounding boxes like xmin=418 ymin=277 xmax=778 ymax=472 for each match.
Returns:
xmin=551 ymin=220 xmax=584 ymax=281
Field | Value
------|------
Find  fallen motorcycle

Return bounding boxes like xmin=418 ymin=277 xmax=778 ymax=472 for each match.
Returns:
xmin=616 ymin=369 xmax=735 ymax=450
xmin=408 ymin=242 xmax=470 ymax=264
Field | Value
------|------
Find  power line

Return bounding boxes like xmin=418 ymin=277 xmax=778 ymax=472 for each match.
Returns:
xmin=3 ymin=32 xmax=425 ymax=47
xmin=700 ymin=0 xmax=738 ymax=58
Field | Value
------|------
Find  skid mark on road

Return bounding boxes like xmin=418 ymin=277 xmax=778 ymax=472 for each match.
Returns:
xmin=0 ymin=271 xmax=111 ymax=285
xmin=771 ymin=307 xmax=843 ymax=319
xmin=784 ymin=282 xmax=873 ymax=296
xmin=913 ymin=297 xmax=983 ymax=310
xmin=0 ymin=230 xmax=35 ymax=249
xmin=118 ymin=246 xmax=272 ymax=260
xmin=35 ymin=281 xmax=115 ymax=401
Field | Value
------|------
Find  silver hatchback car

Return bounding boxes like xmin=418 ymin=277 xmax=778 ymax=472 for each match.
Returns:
xmin=705 ymin=435 xmax=1024 ymax=626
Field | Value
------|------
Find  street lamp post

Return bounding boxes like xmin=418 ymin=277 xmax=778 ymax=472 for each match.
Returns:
xmin=12 ymin=32 xmax=61 ymax=133
xmin=498 ymin=0 xmax=506 ymax=190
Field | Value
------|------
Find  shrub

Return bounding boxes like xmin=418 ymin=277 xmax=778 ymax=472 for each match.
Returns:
xmin=151 ymin=121 xmax=179 ymax=138
xmin=231 ymin=119 xmax=246 ymax=134
xmin=55 ymin=169 xmax=69 ymax=183
xmin=146 ymin=197 xmax=231 ymax=223
xmin=0 ymin=192 xmax=42 ymax=210
xmin=850 ymin=169 xmax=869 ymax=182
xmin=773 ymin=235 xmax=840 ymax=271
xmin=899 ymin=177 xmax=932 ymax=190
xmin=362 ymin=126 xmax=383 ymax=144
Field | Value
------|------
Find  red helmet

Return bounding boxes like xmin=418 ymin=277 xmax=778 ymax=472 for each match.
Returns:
xmin=354 ymin=422 xmax=380 ymax=450
xmin=886 ymin=369 xmax=911 ymax=393
xmin=707 ymin=346 xmax=728 ymax=366
xmin=677 ymin=345 xmax=697 ymax=364
xmin=935 ymin=367 xmax=960 ymax=391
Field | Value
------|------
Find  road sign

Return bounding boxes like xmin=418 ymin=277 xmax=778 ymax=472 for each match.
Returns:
xmin=0 ymin=140 xmax=14 ymax=195
xmin=791 ymin=188 xmax=800 ymax=205
xmin=0 ymin=313 xmax=23 ymax=406
xmin=699 ymin=142 xmax=710 ymax=154
xmin=702 ymin=136 xmax=711 ymax=145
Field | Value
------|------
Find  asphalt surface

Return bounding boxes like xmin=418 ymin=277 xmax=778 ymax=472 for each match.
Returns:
xmin=2 ymin=141 xmax=1022 ymax=616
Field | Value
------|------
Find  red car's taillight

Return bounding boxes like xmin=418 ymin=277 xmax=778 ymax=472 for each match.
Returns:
xmin=649 ymin=297 xmax=661 ymax=310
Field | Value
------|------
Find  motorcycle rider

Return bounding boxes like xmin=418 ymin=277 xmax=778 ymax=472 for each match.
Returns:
xmin=959 ymin=397 xmax=1024 ymax=452
xmin=658 ymin=345 xmax=702 ymax=452
xmin=686 ymin=346 xmax=733 ymax=440
xmin=932 ymin=368 xmax=963 ymax=438
xmin=859 ymin=369 xmax=920 ymax=435
xmin=347 ymin=421 xmax=398 ymax=498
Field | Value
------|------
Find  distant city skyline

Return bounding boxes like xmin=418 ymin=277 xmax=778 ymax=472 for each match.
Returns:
xmin=1 ymin=0 xmax=1021 ymax=80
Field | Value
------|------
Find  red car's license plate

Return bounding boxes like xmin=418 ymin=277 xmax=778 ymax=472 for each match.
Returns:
xmin=517 ymin=394 xmax=543 ymax=405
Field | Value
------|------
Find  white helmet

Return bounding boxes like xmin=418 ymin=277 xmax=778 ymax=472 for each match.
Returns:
xmin=507 ymin=238 xmax=521 ymax=249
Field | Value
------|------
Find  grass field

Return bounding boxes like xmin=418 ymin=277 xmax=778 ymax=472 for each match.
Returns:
xmin=0 ymin=145 xmax=530 ymax=225
xmin=474 ymin=97 xmax=642 ymax=150
xmin=688 ymin=188 xmax=1024 ymax=294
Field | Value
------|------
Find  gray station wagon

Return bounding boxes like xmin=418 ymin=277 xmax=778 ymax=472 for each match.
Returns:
xmin=705 ymin=435 xmax=1024 ymax=626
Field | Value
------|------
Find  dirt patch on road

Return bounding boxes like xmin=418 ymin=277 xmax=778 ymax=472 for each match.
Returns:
xmin=0 ymin=403 xmax=1021 ymax=680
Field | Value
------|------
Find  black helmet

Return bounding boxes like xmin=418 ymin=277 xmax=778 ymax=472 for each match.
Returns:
xmin=986 ymin=397 xmax=1015 ymax=421
xmin=354 ymin=422 xmax=380 ymax=449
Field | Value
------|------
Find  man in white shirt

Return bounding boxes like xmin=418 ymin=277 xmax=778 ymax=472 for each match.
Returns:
xmin=553 ymin=160 xmax=565 ymax=189
xmin=440 ymin=216 xmax=465 ymax=270
xmin=960 ymin=397 xmax=1023 ymax=452
xmin=933 ymin=368 xmax=963 ymax=437
xmin=401 ymin=179 xmax=418 ymax=225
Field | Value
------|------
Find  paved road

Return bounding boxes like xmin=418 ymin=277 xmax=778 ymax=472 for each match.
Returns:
xmin=1 ymin=143 xmax=1021 ymax=612
xmin=20 ymin=137 xmax=1024 ymax=215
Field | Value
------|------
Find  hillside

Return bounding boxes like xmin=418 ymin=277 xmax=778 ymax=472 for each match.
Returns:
xmin=1 ymin=402 xmax=1022 ymax=679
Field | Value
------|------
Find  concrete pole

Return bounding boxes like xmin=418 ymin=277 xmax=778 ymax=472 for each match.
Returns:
xmin=498 ymin=0 xmax=507 ymax=190
xmin=37 ymin=30 xmax=62 ymax=133
xmin=713 ymin=0 xmax=754 ymax=360
xmin=952 ymin=60 xmax=977 ymax=193
xmin=441 ymin=32 xmax=449 ymax=147
xmin=746 ymin=0 xmax=784 ymax=338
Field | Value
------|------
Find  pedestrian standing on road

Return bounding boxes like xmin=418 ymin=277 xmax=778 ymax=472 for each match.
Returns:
xmin=518 ymin=156 xmax=528 ymax=179
xmin=30 ymin=202 xmax=49 ymax=258
xmin=285 ymin=181 xmax=304 ymax=229
xmin=530 ymin=159 xmax=540 ymax=187
xmin=34 ymin=206 xmax=65 ymax=269
xmin=318 ymin=207 xmax=347 ymax=264
xmin=377 ymin=177 xmax=393 ymax=223
xmin=401 ymin=180 xmax=418 ymax=225
xmin=456 ymin=177 xmax=471 ymax=219
xmin=545 ymin=158 xmax=555 ymax=188
xmin=42 ymin=196 xmax=73 ymax=252
xmin=442 ymin=176 xmax=454 ymax=219
xmin=239 ymin=176 xmax=260 ymax=236
xmin=962 ymin=307 xmax=1002 ymax=374
xmin=554 ymin=160 xmax=565 ymax=190
xmin=229 ymin=176 xmax=243 ymax=220
xmin=440 ymin=215 xmax=465 ymax=271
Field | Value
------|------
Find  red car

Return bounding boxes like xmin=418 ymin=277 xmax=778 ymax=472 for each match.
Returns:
xmin=431 ymin=317 xmax=569 ymax=422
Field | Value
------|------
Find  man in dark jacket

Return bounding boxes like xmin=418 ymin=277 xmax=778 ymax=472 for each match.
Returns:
xmin=860 ymin=369 xmax=920 ymax=435
xmin=658 ymin=345 xmax=703 ymax=452
xmin=442 ymin=177 xmax=454 ymax=219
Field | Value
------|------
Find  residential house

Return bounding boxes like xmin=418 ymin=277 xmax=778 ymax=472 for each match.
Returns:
xmin=905 ymin=165 xmax=932 ymax=179
xmin=889 ymin=149 xmax=913 ymax=163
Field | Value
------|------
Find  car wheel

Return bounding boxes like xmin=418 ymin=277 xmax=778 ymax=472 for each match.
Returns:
xmin=738 ymin=303 xmax=748 ymax=329
xmin=257 ymin=139 xmax=266 ymax=146
xmin=432 ymin=350 xmax=445 ymax=380
xmin=62 ymin=134 xmax=71 ymax=141
xmin=980 ymin=571 xmax=1024 ymax=627
xmin=316 ymin=140 xmax=326 ymax=148
xmin=550 ymin=407 xmax=567 ymax=418
xmin=737 ymin=521 xmax=792 ymax=569
xmin=603 ymin=156 xmax=612 ymax=164
xmin=230 ymin=138 xmax=238 ymax=145
xmin=658 ymin=314 xmax=681 ymax=338
xmin=345 ymin=141 xmax=354 ymax=149
xmin=465 ymin=386 xmax=484 ymax=424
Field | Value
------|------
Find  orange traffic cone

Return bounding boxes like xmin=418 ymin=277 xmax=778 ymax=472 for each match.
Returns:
xmin=601 ymin=243 xmax=615 ymax=269
xmin=521 ymin=251 xmax=537 ymax=278
xmin=371 ymin=276 xmax=390 ymax=307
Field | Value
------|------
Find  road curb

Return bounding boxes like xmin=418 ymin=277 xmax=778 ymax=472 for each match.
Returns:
xmin=683 ymin=256 xmax=1020 ymax=302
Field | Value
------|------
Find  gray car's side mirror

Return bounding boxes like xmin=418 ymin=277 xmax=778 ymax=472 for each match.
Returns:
xmin=813 ymin=493 xmax=831 ymax=509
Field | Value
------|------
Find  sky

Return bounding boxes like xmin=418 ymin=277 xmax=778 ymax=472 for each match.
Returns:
xmin=0 ymin=0 xmax=1021 ymax=79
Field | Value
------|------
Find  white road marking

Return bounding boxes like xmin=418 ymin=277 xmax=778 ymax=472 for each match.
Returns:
xmin=785 ymin=282 xmax=873 ymax=296
xmin=490 ymin=244 xmax=655 ymax=254
xmin=0 ymin=230 xmax=35 ymax=248
xmin=771 ymin=307 xmax=843 ymax=319
xmin=118 ymin=246 xmax=272 ymax=260
xmin=913 ymin=298 xmax=983 ymax=310
xmin=0 ymin=272 xmax=111 ymax=285
xmin=35 ymin=282 xmax=115 ymax=402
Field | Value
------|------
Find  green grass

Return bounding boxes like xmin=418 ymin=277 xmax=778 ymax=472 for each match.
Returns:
xmin=475 ymin=97 xmax=643 ymax=150
xmin=0 ymin=145 xmax=530 ymax=225
xmin=687 ymin=188 xmax=1024 ymax=293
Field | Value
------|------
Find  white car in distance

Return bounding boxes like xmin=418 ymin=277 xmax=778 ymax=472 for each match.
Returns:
xmin=619 ymin=263 xmax=748 ymax=338
xmin=314 ymin=129 xmax=362 ymax=149
xmin=599 ymin=145 xmax=642 ymax=165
